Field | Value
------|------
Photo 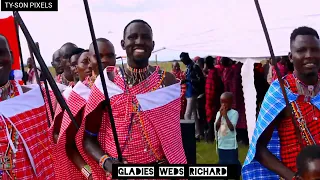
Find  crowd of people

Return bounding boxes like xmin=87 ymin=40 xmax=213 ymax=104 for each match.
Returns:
xmin=0 ymin=14 xmax=320 ymax=180
xmin=0 ymin=19 xmax=187 ymax=179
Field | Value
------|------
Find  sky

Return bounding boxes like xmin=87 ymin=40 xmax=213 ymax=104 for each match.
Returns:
xmin=0 ymin=0 xmax=320 ymax=66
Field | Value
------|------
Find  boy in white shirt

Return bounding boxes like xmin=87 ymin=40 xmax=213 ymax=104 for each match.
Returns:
xmin=215 ymin=92 xmax=241 ymax=177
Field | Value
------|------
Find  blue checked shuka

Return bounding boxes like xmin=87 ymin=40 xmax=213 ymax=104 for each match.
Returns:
xmin=242 ymin=78 xmax=320 ymax=180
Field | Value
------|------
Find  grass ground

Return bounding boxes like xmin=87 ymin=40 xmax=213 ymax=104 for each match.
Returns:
xmin=196 ymin=141 xmax=249 ymax=164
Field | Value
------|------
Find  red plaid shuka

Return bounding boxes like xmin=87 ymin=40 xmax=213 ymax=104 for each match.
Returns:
xmin=172 ymin=70 xmax=187 ymax=119
xmin=205 ymin=68 xmax=223 ymax=122
xmin=0 ymin=84 xmax=54 ymax=179
xmin=278 ymin=74 xmax=320 ymax=172
xmin=232 ymin=63 xmax=247 ymax=129
xmin=76 ymin=66 xmax=187 ymax=179
xmin=48 ymin=85 xmax=73 ymax=178
xmin=55 ymin=81 xmax=91 ymax=180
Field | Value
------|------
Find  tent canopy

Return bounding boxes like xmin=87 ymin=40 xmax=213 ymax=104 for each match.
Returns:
xmin=0 ymin=0 xmax=319 ymax=64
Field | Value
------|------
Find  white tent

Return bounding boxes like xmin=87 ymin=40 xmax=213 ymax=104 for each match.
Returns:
xmin=1 ymin=0 xmax=320 ymax=142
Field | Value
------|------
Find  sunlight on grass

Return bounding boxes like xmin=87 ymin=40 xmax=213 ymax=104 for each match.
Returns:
xmin=196 ymin=141 xmax=248 ymax=164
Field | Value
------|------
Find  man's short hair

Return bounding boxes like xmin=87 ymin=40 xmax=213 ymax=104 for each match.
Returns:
xmin=123 ymin=19 xmax=152 ymax=39
xmin=290 ymin=26 xmax=319 ymax=44
xmin=297 ymin=145 xmax=320 ymax=175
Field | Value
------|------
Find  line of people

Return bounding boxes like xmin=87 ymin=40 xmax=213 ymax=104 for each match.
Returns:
xmin=0 ymin=19 xmax=187 ymax=179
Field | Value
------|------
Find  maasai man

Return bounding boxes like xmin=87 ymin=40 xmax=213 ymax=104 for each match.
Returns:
xmin=0 ymin=35 xmax=55 ymax=179
xmin=89 ymin=38 xmax=116 ymax=78
xmin=181 ymin=52 xmax=205 ymax=140
xmin=59 ymin=42 xmax=78 ymax=86
xmin=70 ymin=48 xmax=86 ymax=82
xmin=51 ymin=49 xmax=63 ymax=82
xmin=76 ymin=19 xmax=187 ymax=179
xmin=296 ymin=145 xmax=320 ymax=180
xmin=204 ymin=56 xmax=224 ymax=142
xmin=172 ymin=61 xmax=187 ymax=119
xmin=50 ymin=43 xmax=79 ymax=141
xmin=59 ymin=39 xmax=117 ymax=179
xmin=26 ymin=57 xmax=41 ymax=85
xmin=55 ymin=50 xmax=95 ymax=180
xmin=196 ymin=57 xmax=206 ymax=141
xmin=242 ymin=26 xmax=320 ymax=179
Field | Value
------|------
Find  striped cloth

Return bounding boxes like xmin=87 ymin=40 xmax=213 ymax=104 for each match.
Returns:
xmin=55 ymin=81 xmax=90 ymax=180
xmin=242 ymin=77 xmax=320 ymax=179
xmin=76 ymin=66 xmax=187 ymax=179
xmin=0 ymin=85 xmax=55 ymax=179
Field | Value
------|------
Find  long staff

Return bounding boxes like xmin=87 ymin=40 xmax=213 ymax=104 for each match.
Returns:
xmin=81 ymin=0 xmax=122 ymax=161
xmin=254 ymin=0 xmax=304 ymax=146
xmin=13 ymin=11 xmax=79 ymax=130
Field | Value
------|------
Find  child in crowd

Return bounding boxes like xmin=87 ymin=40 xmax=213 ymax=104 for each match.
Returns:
xmin=295 ymin=145 xmax=320 ymax=180
xmin=215 ymin=92 xmax=241 ymax=177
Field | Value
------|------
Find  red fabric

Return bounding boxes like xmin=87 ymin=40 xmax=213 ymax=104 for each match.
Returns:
xmin=0 ymin=85 xmax=54 ymax=179
xmin=0 ymin=16 xmax=20 ymax=70
xmin=222 ymin=66 xmax=234 ymax=92
xmin=49 ymin=91 xmax=69 ymax=179
xmin=172 ymin=70 xmax=187 ymax=119
xmin=232 ymin=63 xmax=247 ymax=129
xmin=56 ymin=88 xmax=87 ymax=180
xmin=76 ymin=66 xmax=187 ymax=179
xmin=271 ymin=62 xmax=288 ymax=82
xmin=278 ymin=74 xmax=320 ymax=172
xmin=40 ymin=83 xmax=55 ymax=125
xmin=205 ymin=68 xmax=223 ymax=122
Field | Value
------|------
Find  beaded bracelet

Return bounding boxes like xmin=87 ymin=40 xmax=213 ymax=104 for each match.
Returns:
xmin=99 ymin=154 xmax=118 ymax=171
xmin=99 ymin=154 xmax=110 ymax=171
xmin=81 ymin=165 xmax=92 ymax=179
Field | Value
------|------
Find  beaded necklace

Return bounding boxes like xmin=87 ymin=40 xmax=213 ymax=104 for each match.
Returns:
xmin=294 ymin=73 xmax=320 ymax=121
xmin=125 ymin=65 xmax=150 ymax=87
xmin=0 ymin=81 xmax=19 ymax=102
xmin=0 ymin=81 xmax=20 ymax=179
xmin=118 ymin=66 xmax=166 ymax=161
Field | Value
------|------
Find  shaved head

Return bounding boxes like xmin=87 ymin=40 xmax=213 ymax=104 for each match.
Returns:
xmin=52 ymin=49 xmax=60 ymax=61
xmin=51 ymin=49 xmax=63 ymax=74
xmin=60 ymin=42 xmax=77 ymax=58
xmin=221 ymin=92 xmax=233 ymax=100
xmin=89 ymin=38 xmax=116 ymax=69
xmin=89 ymin=38 xmax=114 ymax=53
xmin=0 ymin=34 xmax=12 ymax=86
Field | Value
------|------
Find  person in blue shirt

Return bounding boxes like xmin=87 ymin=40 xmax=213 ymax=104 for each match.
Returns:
xmin=215 ymin=92 xmax=241 ymax=177
xmin=180 ymin=52 xmax=205 ymax=140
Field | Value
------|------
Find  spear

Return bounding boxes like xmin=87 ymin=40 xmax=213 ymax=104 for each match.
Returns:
xmin=13 ymin=11 xmax=79 ymax=130
xmin=35 ymin=42 xmax=55 ymax=125
xmin=82 ymin=0 xmax=122 ymax=162
xmin=254 ymin=0 xmax=304 ymax=146
xmin=12 ymin=13 xmax=26 ymax=84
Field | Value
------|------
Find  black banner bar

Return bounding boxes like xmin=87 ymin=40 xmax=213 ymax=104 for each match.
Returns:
xmin=112 ymin=164 xmax=239 ymax=179
xmin=1 ymin=0 xmax=58 ymax=11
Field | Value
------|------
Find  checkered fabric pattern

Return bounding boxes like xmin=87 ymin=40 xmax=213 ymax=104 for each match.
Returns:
xmin=0 ymin=105 xmax=55 ymax=179
xmin=40 ymin=82 xmax=57 ymax=125
xmin=205 ymin=68 xmax=223 ymax=122
xmin=55 ymin=85 xmax=88 ymax=180
xmin=172 ymin=70 xmax=187 ymax=118
xmin=277 ymin=75 xmax=320 ymax=172
xmin=76 ymin=66 xmax=186 ymax=179
xmin=242 ymin=75 xmax=320 ymax=179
